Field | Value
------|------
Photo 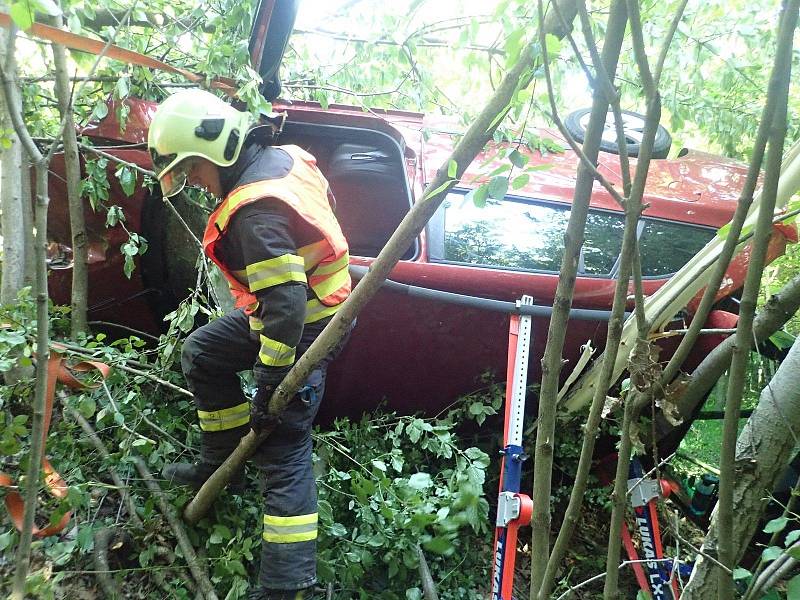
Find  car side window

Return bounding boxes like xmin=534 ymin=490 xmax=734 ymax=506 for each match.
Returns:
xmin=638 ymin=219 xmax=715 ymax=277
xmin=435 ymin=192 xmax=624 ymax=276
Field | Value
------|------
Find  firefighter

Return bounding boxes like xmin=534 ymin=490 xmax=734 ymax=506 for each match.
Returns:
xmin=147 ymin=89 xmax=351 ymax=600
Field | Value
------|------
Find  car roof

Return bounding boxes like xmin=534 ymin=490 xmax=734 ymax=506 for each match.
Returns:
xmin=418 ymin=115 xmax=748 ymax=229
xmin=85 ymin=94 xmax=746 ymax=231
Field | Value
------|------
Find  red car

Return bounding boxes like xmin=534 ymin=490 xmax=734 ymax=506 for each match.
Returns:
xmin=45 ymin=1 xmax=788 ymax=420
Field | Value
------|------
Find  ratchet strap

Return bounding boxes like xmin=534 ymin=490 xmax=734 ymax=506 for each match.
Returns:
xmin=0 ymin=12 xmax=237 ymax=96
xmin=0 ymin=349 xmax=110 ymax=538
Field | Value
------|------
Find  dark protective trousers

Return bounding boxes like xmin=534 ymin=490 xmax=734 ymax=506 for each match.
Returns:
xmin=181 ymin=308 xmax=339 ymax=591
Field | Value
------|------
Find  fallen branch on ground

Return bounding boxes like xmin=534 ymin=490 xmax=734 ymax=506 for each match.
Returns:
xmin=93 ymin=528 xmax=122 ymax=599
xmin=133 ymin=457 xmax=219 ymax=600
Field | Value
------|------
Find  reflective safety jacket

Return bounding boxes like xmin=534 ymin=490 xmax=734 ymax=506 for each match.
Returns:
xmin=203 ymin=144 xmax=351 ymax=317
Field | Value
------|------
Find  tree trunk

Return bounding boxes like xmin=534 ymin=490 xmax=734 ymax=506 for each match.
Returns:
xmin=681 ymin=336 xmax=800 ymax=599
xmin=50 ymin=11 xmax=88 ymax=337
xmin=0 ymin=13 xmax=25 ymax=303
xmin=1 ymin=34 xmax=53 ymax=600
xmin=714 ymin=4 xmax=797 ymax=595
xmin=530 ymin=1 xmax=628 ymax=592
xmin=20 ymin=152 xmax=34 ymax=286
xmin=10 ymin=159 xmax=50 ymax=600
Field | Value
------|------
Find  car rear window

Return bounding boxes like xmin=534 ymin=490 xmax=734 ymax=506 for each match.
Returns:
xmin=433 ymin=192 xmax=715 ymax=277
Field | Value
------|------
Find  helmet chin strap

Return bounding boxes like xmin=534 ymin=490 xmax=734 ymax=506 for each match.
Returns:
xmin=250 ymin=111 xmax=287 ymax=145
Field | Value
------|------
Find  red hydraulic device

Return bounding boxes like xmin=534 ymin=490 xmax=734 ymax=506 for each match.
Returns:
xmin=490 ymin=296 xmax=535 ymax=600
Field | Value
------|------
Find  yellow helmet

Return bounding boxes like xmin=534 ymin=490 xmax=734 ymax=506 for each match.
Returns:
xmin=147 ymin=89 xmax=254 ymax=197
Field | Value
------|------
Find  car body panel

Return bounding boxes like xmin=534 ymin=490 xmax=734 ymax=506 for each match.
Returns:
xmin=49 ymin=96 xmax=773 ymax=417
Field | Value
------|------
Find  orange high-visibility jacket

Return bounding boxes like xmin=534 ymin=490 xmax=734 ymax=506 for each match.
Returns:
xmin=203 ymin=145 xmax=351 ymax=315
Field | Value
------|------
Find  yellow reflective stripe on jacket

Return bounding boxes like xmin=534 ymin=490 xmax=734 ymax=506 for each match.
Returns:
xmin=312 ymin=252 xmax=350 ymax=276
xmin=213 ymin=187 xmax=256 ymax=230
xmin=297 ymin=240 xmax=329 ymax=271
xmin=249 ymin=315 xmax=264 ymax=332
xmin=262 ymin=513 xmax=318 ymax=543
xmin=310 ymin=267 xmax=350 ymax=300
xmin=197 ymin=402 xmax=250 ymax=432
xmin=258 ymin=335 xmax=296 ymax=367
xmin=304 ymin=299 xmax=342 ymax=324
xmin=246 ymin=254 xmax=307 ymax=292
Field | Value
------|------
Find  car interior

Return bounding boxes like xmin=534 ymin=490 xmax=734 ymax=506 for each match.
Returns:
xmin=277 ymin=121 xmax=417 ymax=260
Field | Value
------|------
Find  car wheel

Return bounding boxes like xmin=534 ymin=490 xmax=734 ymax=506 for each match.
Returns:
xmin=563 ymin=108 xmax=672 ymax=159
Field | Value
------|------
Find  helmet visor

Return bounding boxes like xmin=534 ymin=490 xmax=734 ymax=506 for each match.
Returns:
xmin=158 ymin=167 xmax=189 ymax=198
xmin=150 ymin=149 xmax=177 ymax=178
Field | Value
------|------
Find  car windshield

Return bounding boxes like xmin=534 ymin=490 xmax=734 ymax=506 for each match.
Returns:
xmin=434 ymin=192 xmax=715 ymax=277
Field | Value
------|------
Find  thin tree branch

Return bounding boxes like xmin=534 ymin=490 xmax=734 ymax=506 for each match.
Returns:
xmin=714 ymin=3 xmax=797 ymax=596
xmin=531 ymin=0 xmax=628 ymax=595
xmin=554 ymin=558 xmax=678 ymax=600
xmin=50 ymin=9 xmax=89 ymax=337
xmin=537 ymin=9 xmax=625 ymax=207
xmin=133 ymin=457 xmax=218 ymax=600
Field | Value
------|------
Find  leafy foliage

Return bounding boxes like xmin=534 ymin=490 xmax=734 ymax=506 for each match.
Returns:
xmin=314 ymin=398 xmax=500 ymax=599
xmin=0 ymin=285 xmax=504 ymax=596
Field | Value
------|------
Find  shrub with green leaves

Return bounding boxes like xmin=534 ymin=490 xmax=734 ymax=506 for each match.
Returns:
xmin=313 ymin=394 xmax=501 ymax=599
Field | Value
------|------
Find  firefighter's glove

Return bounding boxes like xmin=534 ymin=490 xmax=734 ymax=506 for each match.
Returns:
xmin=250 ymin=385 xmax=282 ymax=433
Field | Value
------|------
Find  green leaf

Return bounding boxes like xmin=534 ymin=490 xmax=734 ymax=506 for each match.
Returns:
xmin=717 ymin=222 xmax=731 ymax=239
xmin=785 ymin=529 xmax=800 ymax=547
xmin=509 ymin=149 xmax=528 ymax=168
xmin=76 ymin=525 xmax=94 ymax=551
xmin=421 ymin=178 xmax=454 ymax=201
xmin=545 ymin=33 xmax=562 ymax=56
xmin=115 ymin=77 xmax=129 ymax=100
xmin=408 ymin=472 xmax=433 ymax=490
xmin=787 ymin=573 xmax=800 ymax=600
xmin=503 ymin=28 xmax=525 ymax=66
xmin=485 ymin=163 xmax=512 ymax=178
xmin=316 ymin=90 xmax=329 ymax=111
xmin=486 ymin=104 xmax=511 ymax=132
xmin=123 ymin=254 xmax=134 ymax=279
xmin=761 ymin=545 xmax=783 ymax=563
xmin=732 ymin=567 xmax=751 ymax=580
xmin=447 ymin=159 xmax=458 ymax=178
xmin=10 ymin=2 xmax=34 ymax=30
xmin=77 ymin=396 xmax=96 ymax=419
xmin=787 ymin=545 xmax=800 ymax=560
xmin=91 ymin=102 xmax=109 ymax=122
xmin=465 ymin=184 xmax=489 ymax=208
xmin=328 ymin=522 xmax=347 ymax=537
xmin=487 ymin=176 xmax=509 ymax=200
xmin=764 ymin=516 xmax=789 ymax=534
xmin=423 ymin=536 xmax=453 ymax=555
xmin=116 ymin=167 xmax=136 ymax=197
xmin=405 ymin=588 xmax=422 ymax=600
xmin=0 ymin=531 xmax=13 ymax=552
xmin=769 ymin=330 xmax=795 ymax=350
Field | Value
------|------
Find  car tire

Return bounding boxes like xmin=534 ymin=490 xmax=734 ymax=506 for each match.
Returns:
xmin=563 ymin=108 xmax=672 ymax=159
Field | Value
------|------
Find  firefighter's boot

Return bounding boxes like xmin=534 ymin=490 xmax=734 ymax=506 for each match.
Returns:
xmin=162 ymin=428 xmax=247 ymax=494
xmin=161 ymin=461 xmax=246 ymax=493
